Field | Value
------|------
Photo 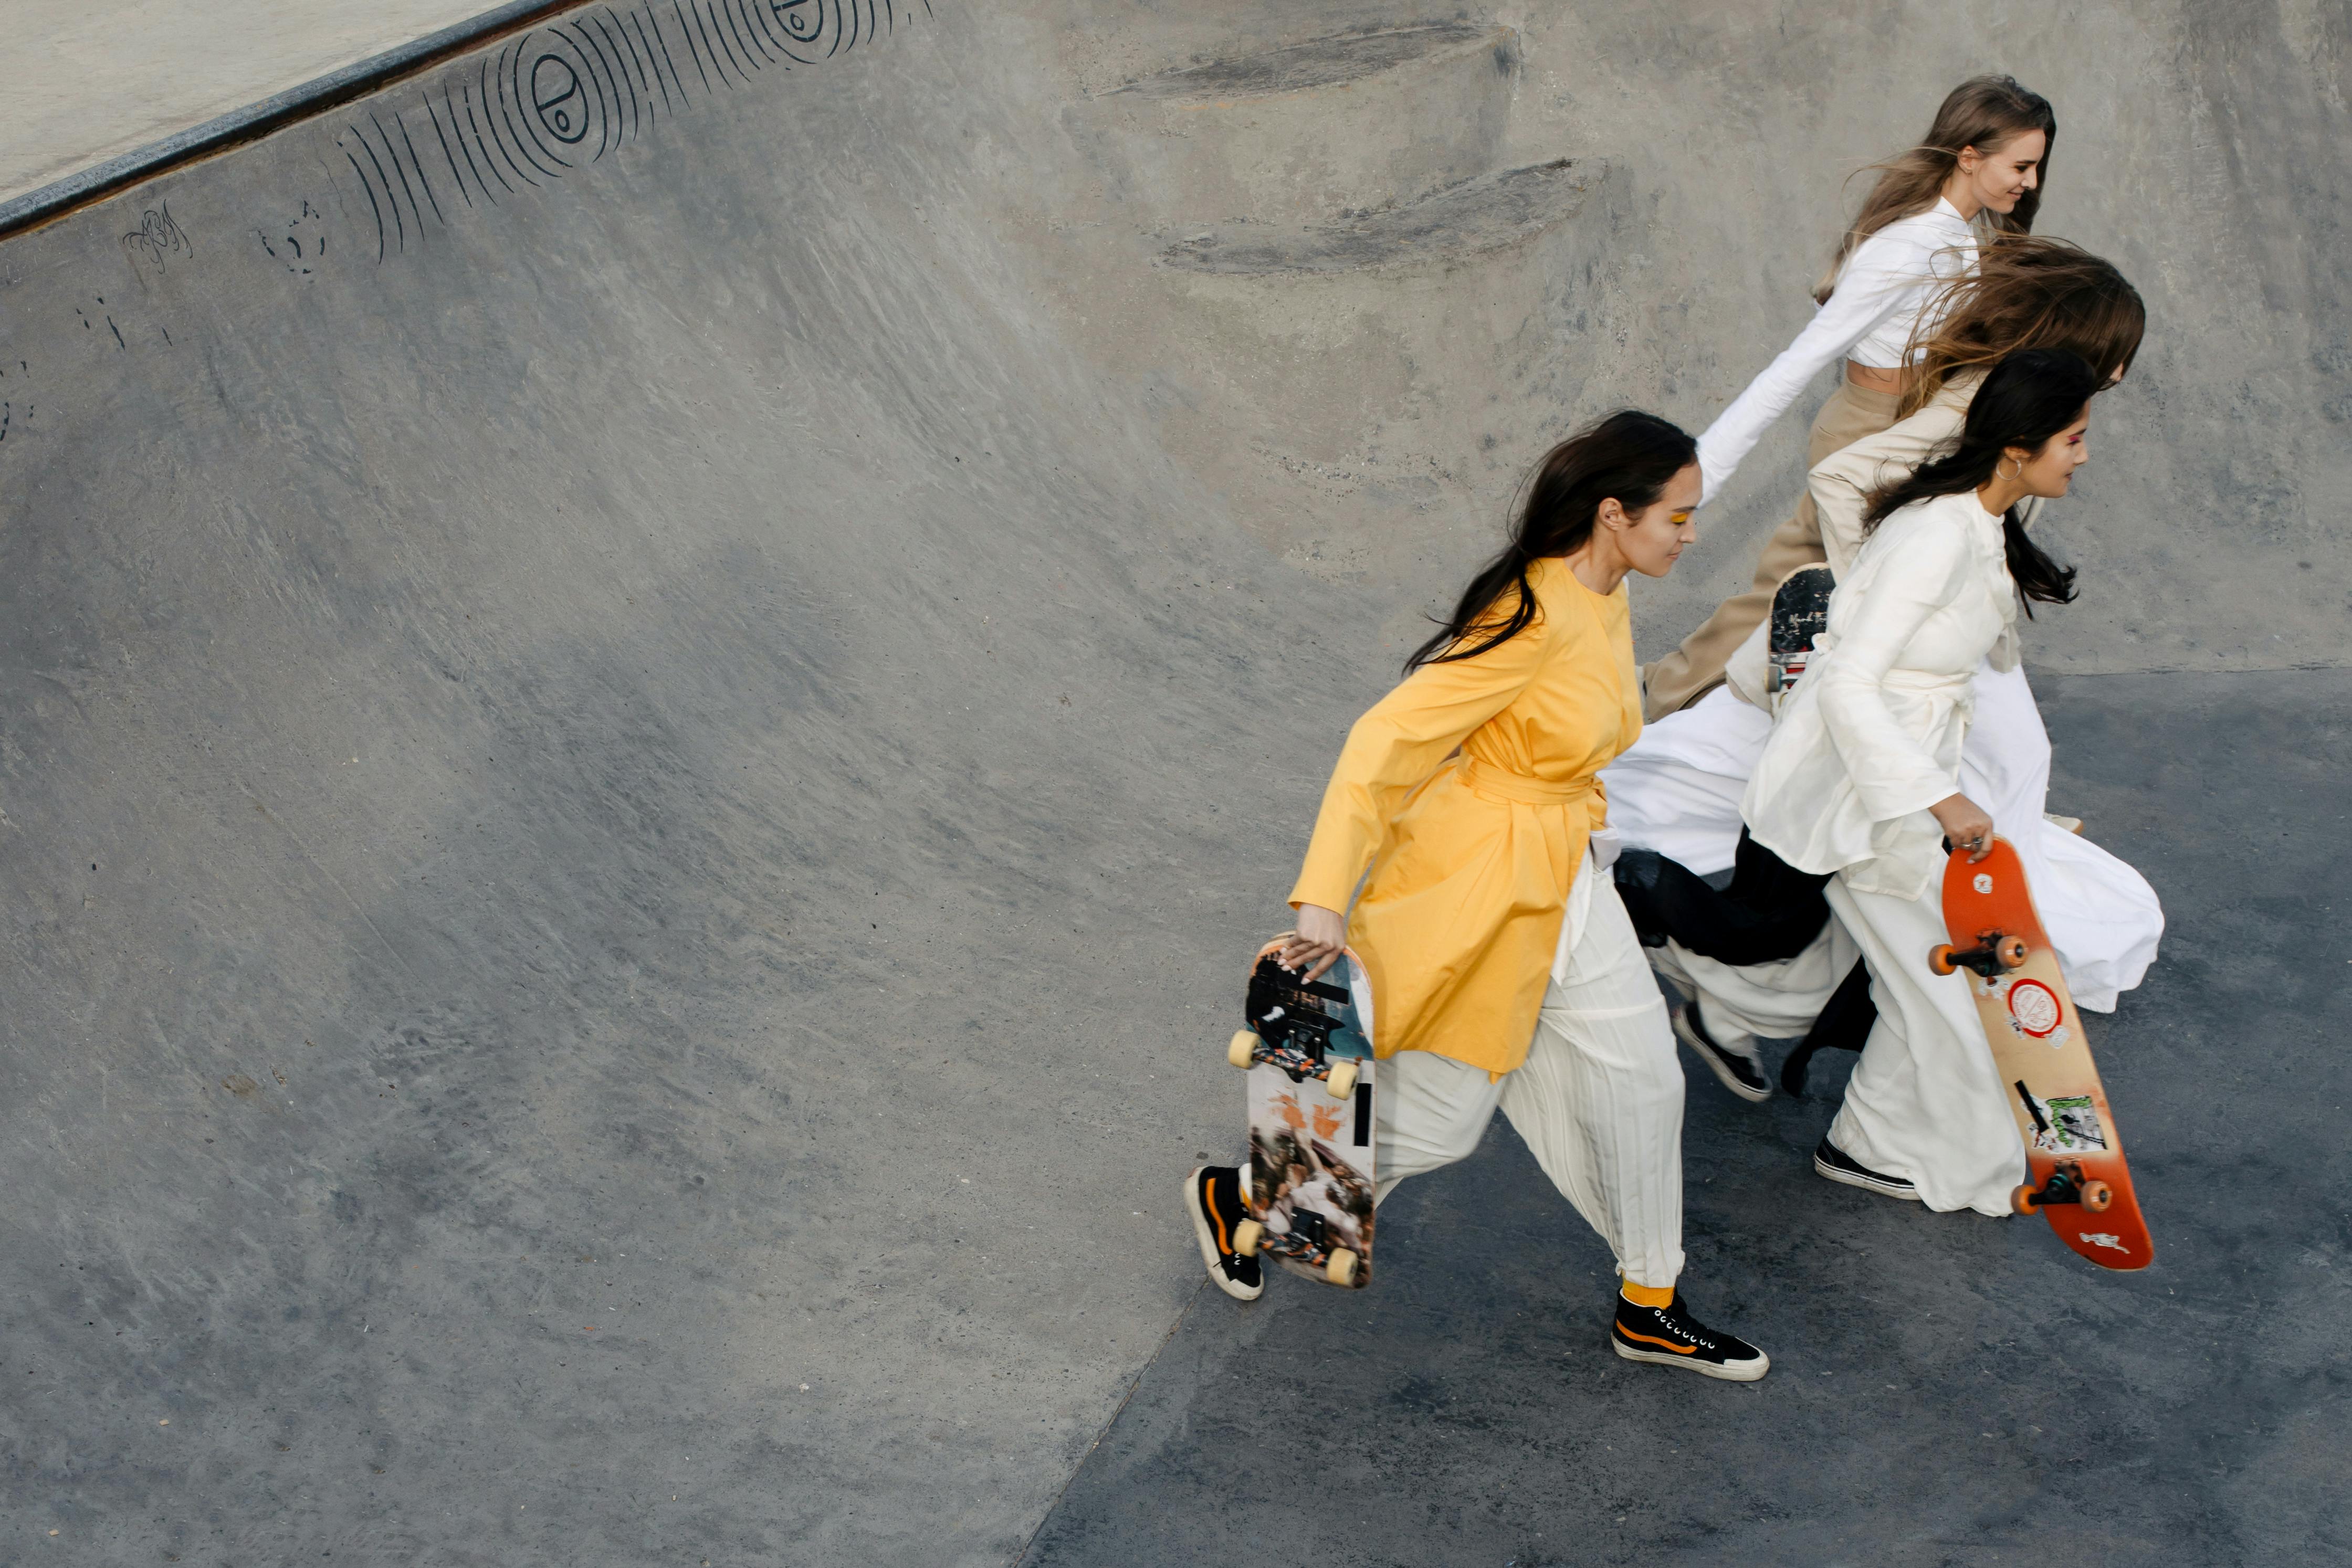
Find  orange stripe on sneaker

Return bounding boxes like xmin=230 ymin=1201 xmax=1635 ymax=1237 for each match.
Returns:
xmin=1205 ymin=1175 xmax=1232 ymax=1254
xmin=1617 ymin=1326 xmax=1697 ymax=1355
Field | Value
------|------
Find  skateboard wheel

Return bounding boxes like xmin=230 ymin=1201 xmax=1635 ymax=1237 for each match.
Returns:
xmin=2079 ymin=1179 xmax=2114 ymax=1213
xmin=1325 ymin=1059 xmax=1359 ymax=1099
xmin=1227 ymin=1030 xmax=1258 ymax=1070
xmin=1928 ymin=943 xmax=1958 ymax=977
xmin=1996 ymin=937 xmax=2030 ymax=970
xmin=2010 ymin=1183 xmax=2042 ymax=1216
xmin=1325 ymin=1248 xmax=1359 ymax=1287
xmin=1233 ymin=1219 xmax=1263 ymax=1258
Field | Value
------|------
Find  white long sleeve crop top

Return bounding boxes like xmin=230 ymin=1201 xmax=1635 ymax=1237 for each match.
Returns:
xmin=1695 ymin=198 xmax=1979 ymax=503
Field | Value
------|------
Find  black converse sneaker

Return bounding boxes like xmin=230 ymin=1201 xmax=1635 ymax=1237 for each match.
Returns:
xmin=1611 ymin=1292 xmax=1770 ymax=1382
xmin=1673 ymin=1000 xmax=1771 ymax=1102
xmin=1813 ymin=1135 xmax=1920 ymax=1201
xmin=1183 ymin=1166 xmax=1263 ymax=1301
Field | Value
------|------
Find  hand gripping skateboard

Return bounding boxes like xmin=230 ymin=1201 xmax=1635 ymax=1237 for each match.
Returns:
xmin=1931 ymin=838 xmax=2154 ymax=1270
xmin=1223 ymin=941 xmax=1377 ymax=1288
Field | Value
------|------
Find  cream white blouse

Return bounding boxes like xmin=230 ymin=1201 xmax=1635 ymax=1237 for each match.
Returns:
xmin=1741 ymin=490 xmax=2019 ymax=898
xmin=1695 ymin=198 xmax=1979 ymax=503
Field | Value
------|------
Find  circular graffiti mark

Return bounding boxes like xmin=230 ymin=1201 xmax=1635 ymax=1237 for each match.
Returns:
xmin=2006 ymin=978 xmax=2062 ymax=1038
xmin=531 ymin=54 xmax=590 ymax=143
xmin=771 ymin=0 xmax=823 ymax=41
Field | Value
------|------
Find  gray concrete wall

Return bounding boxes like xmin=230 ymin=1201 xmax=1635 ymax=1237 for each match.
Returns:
xmin=1 ymin=2 xmax=2343 ymax=1563
xmin=1038 ymin=0 xmax=2351 ymax=673
xmin=1 ymin=6 xmax=1378 ymax=1562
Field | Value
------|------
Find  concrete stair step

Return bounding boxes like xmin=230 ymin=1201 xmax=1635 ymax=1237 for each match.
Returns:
xmin=1069 ymin=23 xmax=1518 ymax=228
xmin=1157 ymin=159 xmax=1599 ymax=277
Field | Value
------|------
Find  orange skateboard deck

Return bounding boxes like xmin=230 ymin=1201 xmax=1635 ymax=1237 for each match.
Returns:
xmin=1934 ymin=838 xmax=2154 ymax=1270
xmin=1224 ymin=941 xmax=1377 ymax=1288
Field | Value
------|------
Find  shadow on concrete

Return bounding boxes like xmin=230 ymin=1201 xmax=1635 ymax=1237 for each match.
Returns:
xmin=1022 ymin=670 xmax=2352 ymax=1567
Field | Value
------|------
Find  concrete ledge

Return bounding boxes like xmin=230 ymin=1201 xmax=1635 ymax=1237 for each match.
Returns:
xmin=0 ymin=2 xmax=573 ymax=241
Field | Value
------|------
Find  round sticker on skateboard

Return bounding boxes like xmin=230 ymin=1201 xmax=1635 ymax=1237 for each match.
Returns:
xmin=2006 ymin=977 xmax=2062 ymax=1037
xmin=1972 ymin=873 xmax=1993 ymax=895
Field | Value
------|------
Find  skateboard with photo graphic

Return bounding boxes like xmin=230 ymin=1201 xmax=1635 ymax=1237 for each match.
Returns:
xmin=1931 ymin=838 xmax=2154 ymax=1270
xmin=1223 ymin=941 xmax=1378 ymax=1288
xmin=1767 ymin=563 xmax=1836 ymax=714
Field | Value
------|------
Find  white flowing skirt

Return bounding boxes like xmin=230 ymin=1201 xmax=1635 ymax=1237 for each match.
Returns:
xmin=1601 ymin=666 xmax=2162 ymax=1011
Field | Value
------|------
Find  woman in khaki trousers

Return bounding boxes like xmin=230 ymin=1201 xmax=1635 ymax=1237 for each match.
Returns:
xmin=1644 ymin=74 xmax=2057 ymax=721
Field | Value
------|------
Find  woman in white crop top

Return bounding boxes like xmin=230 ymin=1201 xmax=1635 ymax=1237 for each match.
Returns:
xmin=1743 ymin=349 xmax=2101 ymax=1215
xmin=1643 ymin=75 xmax=2057 ymax=722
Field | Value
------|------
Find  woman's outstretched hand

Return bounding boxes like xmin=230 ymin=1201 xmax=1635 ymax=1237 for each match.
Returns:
xmin=1278 ymin=904 xmax=1348 ymax=982
xmin=1931 ymin=792 xmax=1998 ymax=862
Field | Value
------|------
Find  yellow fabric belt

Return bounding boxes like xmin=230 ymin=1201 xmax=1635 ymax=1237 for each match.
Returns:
xmin=1458 ymin=757 xmax=1594 ymax=807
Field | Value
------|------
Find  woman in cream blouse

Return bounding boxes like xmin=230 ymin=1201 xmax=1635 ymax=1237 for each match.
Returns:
xmin=1180 ymin=413 xmax=1771 ymax=1381
xmin=1602 ymin=245 xmax=2163 ymax=1106
xmin=1744 ymin=349 xmax=2102 ymax=1213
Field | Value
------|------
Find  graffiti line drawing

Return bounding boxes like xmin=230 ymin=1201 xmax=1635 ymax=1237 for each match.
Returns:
xmin=423 ymin=96 xmax=477 ymax=209
xmin=122 ymin=201 xmax=194 ymax=278
xmin=74 ymin=302 xmax=127 ymax=351
xmin=257 ymin=201 xmax=329 ymax=276
xmin=329 ymin=1 xmax=925 ymax=265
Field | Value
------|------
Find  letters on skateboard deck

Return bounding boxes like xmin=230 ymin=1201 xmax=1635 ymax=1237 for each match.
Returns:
xmin=1224 ymin=941 xmax=1377 ymax=1288
xmin=1933 ymin=838 xmax=2154 ymax=1270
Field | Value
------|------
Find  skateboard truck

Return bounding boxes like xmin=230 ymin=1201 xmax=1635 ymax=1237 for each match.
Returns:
xmin=1229 ymin=1210 xmax=1360 ymax=1287
xmin=1928 ymin=931 xmax=2030 ymax=979
xmin=1228 ymin=1026 xmax=1360 ymax=1098
xmin=1228 ymin=953 xmax=1364 ymax=1098
xmin=2011 ymin=1159 xmax=2115 ymax=1217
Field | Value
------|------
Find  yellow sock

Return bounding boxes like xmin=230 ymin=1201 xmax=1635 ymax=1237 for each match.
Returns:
xmin=1620 ymin=1279 xmax=1675 ymax=1309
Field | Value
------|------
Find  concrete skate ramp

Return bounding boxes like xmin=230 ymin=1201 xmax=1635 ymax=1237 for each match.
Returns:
xmin=3 ymin=3 xmax=2347 ymax=1565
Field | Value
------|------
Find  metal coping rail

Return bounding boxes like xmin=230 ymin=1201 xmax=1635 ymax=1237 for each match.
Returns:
xmin=0 ymin=1 xmax=585 ymax=243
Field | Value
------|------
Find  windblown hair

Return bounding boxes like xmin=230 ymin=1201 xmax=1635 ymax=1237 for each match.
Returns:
xmin=1899 ymin=238 xmax=2145 ymax=416
xmin=1814 ymin=76 xmax=2057 ymax=305
xmin=1862 ymin=348 xmax=2097 ymax=613
xmin=1407 ymin=412 xmax=1697 ymax=672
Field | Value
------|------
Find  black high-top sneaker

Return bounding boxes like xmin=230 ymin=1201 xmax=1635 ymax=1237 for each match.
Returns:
xmin=1673 ymin=999 xmax=1771 ymax=1102
xmin=1813 ymin=1135 xmax=1919 ymax=1201
xmin=1183 ymin=1166 xmax=1263 ymax=1301
xmin=1611 ymin=1292 xmax=1770 ymax=1381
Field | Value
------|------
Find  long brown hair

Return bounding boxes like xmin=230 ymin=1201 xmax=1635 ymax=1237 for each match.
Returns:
xmin=1407 ymin=412 xmax=1696 ymax=672
xmin=1814 ymin=76 xmax=2057 ymax=304
xmin=1863 ymin=348 xmax=2096 ymax=614
xmin=1897 ymin=238 xmax=2145 ymax=415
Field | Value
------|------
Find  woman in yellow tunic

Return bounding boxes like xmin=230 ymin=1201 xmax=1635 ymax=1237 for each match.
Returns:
xmin=1183 ymin=412 xmax=1770 ymax=1380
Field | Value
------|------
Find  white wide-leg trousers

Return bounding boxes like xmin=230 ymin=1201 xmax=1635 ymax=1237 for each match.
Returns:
xmin=1823 ymin=876 xmax=2025 ymax=1216
xmin=1647 ymin=918 xmax=1860 ymax=1058
xmin=1602 ymin=667 xmax=2162 ymax=1012
xmin=1373 ymin=856 xmax=1687 ymax=1287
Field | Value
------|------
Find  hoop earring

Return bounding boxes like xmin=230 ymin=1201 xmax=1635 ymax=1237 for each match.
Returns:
xmin=1998 ymin=456 xmax=2023 ymax=481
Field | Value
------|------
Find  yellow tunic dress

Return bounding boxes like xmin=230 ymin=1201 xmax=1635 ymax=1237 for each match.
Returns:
xmin=1288 ymin=556 xmax=1644 ymax=1077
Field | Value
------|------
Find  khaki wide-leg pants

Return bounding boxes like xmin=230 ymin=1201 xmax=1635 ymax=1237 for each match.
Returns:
xmin=1643 ymin=380 xmax=1904 ymax=721
xmin=1372 ymin=856 xmax=1687 ymax=1288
